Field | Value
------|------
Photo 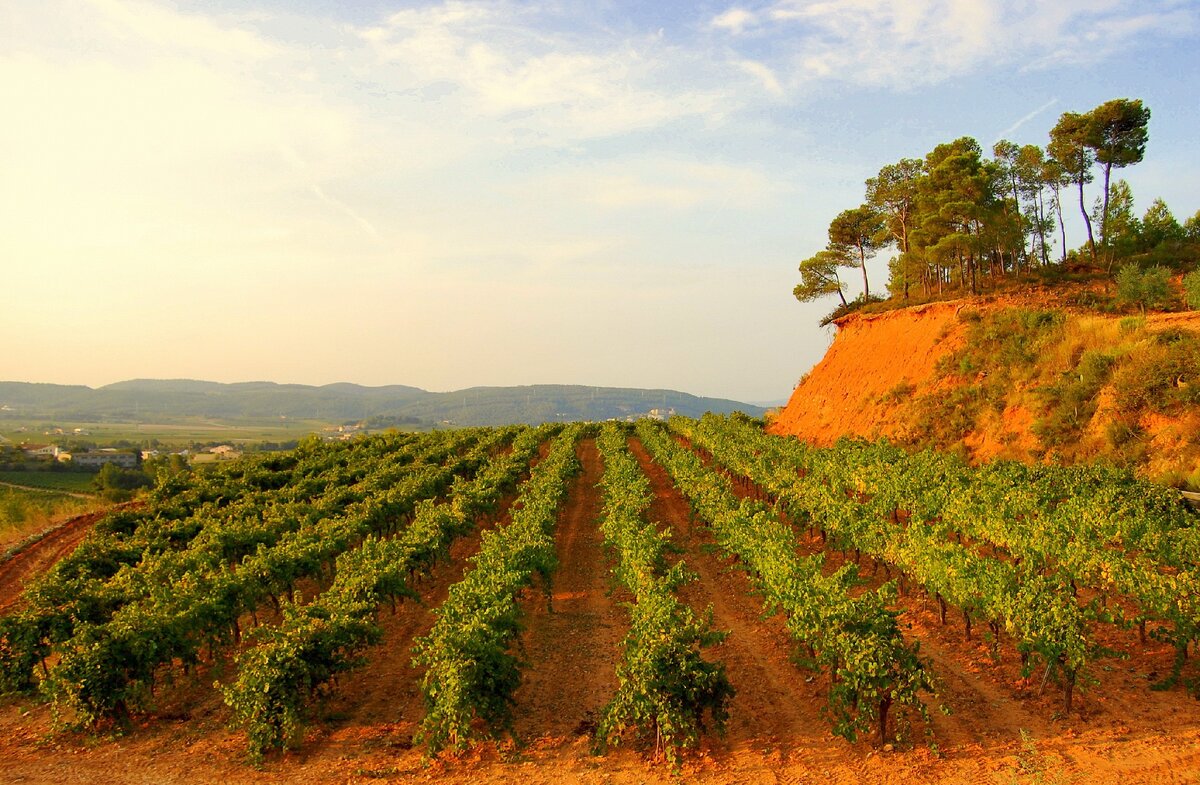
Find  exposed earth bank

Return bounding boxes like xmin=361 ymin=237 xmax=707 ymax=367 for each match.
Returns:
xmin=768 ymin=300 xmax=1200 ymax=480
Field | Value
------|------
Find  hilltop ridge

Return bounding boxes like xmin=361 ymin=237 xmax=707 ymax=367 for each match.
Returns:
xmin=0 ymin=379 xmax=763 ymax=427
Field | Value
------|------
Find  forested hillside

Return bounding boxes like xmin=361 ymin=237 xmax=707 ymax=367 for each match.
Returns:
xmin=0 ymin=380 xmax=763 ymax=426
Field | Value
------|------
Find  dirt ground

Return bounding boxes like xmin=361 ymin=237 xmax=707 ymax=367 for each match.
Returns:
xmin=767 ymin=300 xmax=1200 ymax=470
xmin=3 ymin=437 xmax=1200 ymax=784
xmin=0 ymin=508 xmax=111 ymax=614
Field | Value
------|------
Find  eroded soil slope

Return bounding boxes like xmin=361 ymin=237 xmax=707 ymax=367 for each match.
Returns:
xmin=769 ymin=301 xmax=1200 ymax=472
xmin=769 ymin=301 xmax=966 ymax=446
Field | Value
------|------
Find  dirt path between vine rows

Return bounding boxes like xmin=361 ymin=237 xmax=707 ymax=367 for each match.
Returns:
xmin=297 ymin=482 xmax=532 ymax=764
xmin=682 ymin=434 xmax=1200 ymax=783
xmin=678 ymin=437 xmax=1060 ymax=755
xmin=508 ymin=437 xmax=624 ymax=746
xmin=627 ymin=435 xmax=874 ymax=781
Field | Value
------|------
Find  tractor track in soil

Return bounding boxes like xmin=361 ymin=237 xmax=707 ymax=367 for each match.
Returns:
xmin=628 ymin=435 xmax=869 ymax=782
xmin=509 ymin=438 xmax=624 ymax=747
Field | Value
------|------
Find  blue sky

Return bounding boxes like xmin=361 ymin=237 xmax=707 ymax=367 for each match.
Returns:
xmin=3 ymin=0 xmax=1198 ymax=403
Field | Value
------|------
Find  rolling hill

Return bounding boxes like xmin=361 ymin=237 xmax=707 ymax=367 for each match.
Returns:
xmin=0 ymin=379 xmax=763 ymax=427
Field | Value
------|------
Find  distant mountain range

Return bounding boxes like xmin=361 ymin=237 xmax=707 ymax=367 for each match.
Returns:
xmin=0 ymin=379 xmax=765 ymax=427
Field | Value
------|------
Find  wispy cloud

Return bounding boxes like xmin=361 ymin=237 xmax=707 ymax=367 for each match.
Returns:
xmin=81 ymin=0 xmax=279 ymax=60
xmin=710 ymin=0 xmax=1198 ymax=89
xmin=357 ymin=2 xmax=741 ymax=144
xmin=711 ymin=8 xmax=758 ymax=34
xmin=993 ymin=97 xmax=1059 ymax=144
xmin=534 ymin=159 xmax=785 ymax=211
xmin=309 ymin=184 xmax=381 ymax=240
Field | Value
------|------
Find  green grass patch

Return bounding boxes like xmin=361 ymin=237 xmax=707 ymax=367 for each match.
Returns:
xmin=0 ymin=416 xmax=331 ymax=449
xmin=0 ymin=471 xmax=97 ymax=493
xmin=0 ymin=487 xmax=98 ymax=550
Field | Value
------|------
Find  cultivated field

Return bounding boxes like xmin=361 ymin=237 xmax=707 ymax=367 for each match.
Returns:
xmin=0 ymin=416 xmax=336 ymax=449
xmin=1 ymin=419 xmax=1199 ymax=784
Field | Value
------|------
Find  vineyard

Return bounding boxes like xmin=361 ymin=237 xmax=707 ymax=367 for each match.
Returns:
xmin=2 ymin=420 xmax=1200 ymax=784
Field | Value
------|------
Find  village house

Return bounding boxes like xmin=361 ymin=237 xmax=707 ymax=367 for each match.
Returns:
xmin=21 ymin=443 xmax=60 ymax=459
xmin=72 ymin=449 xmax=138 ymax=469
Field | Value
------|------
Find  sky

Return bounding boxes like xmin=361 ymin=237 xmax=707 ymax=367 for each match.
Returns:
xmin=2 ymin=0 xmax=1199 ymax=404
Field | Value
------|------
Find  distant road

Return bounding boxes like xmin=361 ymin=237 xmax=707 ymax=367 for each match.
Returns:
xmin=0 ymin=480 xmax=93 ymax=500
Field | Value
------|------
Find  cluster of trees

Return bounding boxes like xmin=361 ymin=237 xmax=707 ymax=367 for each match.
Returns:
xmin=91 ymin=462 xmax=153 ymax=502
xmin=795 ymin=98 xmax=1200 ymax=315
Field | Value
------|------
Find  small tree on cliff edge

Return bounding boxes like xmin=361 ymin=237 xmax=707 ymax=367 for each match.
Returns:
xmin=794 ymin=248 xmax=850 ymax=306
xmin=828 ymin=205 xmax=885 ymax=299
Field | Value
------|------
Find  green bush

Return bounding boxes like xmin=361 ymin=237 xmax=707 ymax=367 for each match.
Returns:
xmin=1119 ymin=316 xmax=1146 ymax=334
xmin=1115 ymin=264 xmax=1172 ymax=312
xmin=1032 ymin=351 xmax=1117 ymax=450
xmin=1184 ymin=269 xmax=1200 ymax=310
xmin=1110 ymin=335 xmax=1200 ymax=412
xmin=91 ymin=462 xmax=151 ymax=495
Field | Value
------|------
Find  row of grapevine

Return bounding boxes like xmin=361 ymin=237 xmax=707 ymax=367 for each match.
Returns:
xmin=680 ymin=413 xmax=1200 ymax=706
xmin=919 ymin=454 xmax=1200 ymax=677
xmin=675 ymin=415 xmax=1100 ymax=713
xmin=591 ymin=423 xmax=732 ymax=762
xmin=8 ymin=429 xmax=497 ymax=725
xmin=0 ymin=431 xmax=444 ymax=694
xmin=635 ymin=420 xmax=931 ymax=744
xmin=412 ymin=424 xmax=585 ymax=752
xmin=222 ymin=425 xmax=554 ymax=757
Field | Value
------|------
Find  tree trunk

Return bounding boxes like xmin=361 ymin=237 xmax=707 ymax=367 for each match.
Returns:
xmin=1010 ymin=173 xmax=1026 ymax=272
xmin=1038 ymin=190 xmax=1051 ymax=266
xmin=1077 ymin=176 xmax=1097 ymax=263
xmin=859 ymin=245 xmax=870 ymax=300
xmin=1101 ymin=162 xmax=1113 ymax=248
xmin=1054 ymin=187 xmax=1068 ymax=264
xmin=879 ymin=696 xmax=892 ymax=745
xmin=1102 ymin=162 xmax=1119 ymax=272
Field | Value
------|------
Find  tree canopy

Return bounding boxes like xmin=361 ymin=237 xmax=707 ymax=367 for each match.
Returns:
xmin=793 ymin=97 xmax=1199 ymax=321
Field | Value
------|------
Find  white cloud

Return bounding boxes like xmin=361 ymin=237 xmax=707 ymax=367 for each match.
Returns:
xmin=0 ymin=1 xmax=375 ymax=278
xmin=711 ymin=8 xmax=758 ymax=34
xmin=357 ymin=2 xmax=739 ymax=143
xmin=712 ymin=0 xmax=1198 ymax=89
xmin=81 ymin=0 xmax=280 ymax=61
xmin=532 ymin=159 xmax=785 ymax=211
xmin=735 ymin=59 xmax=784 ymax=96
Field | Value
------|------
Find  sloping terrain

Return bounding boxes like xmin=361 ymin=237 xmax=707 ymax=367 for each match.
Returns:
xmin=769 ymin=300 xmax=1200 ymax=485
xmin=3 ymin=422 xmax=1200 ymax=783
xmin=769 ymin=301 xmax=966 ymax=446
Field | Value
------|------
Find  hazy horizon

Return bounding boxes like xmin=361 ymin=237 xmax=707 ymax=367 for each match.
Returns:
xmin=0 ymin=375 xmax=775 ymax=404
xmin=4 ymin=1 xmax=1198 ymax=402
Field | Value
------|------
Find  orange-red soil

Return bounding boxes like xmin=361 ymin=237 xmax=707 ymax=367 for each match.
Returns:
xmin=769 ymin=301 xmax=1200 ymax=466
xmin=2 ymin=439 xmax=1200 ymax=783
xmin=769 ymin=301 xmax=967 ymax=447
xmin=0 ymin=508 xmax=114 ymax=614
